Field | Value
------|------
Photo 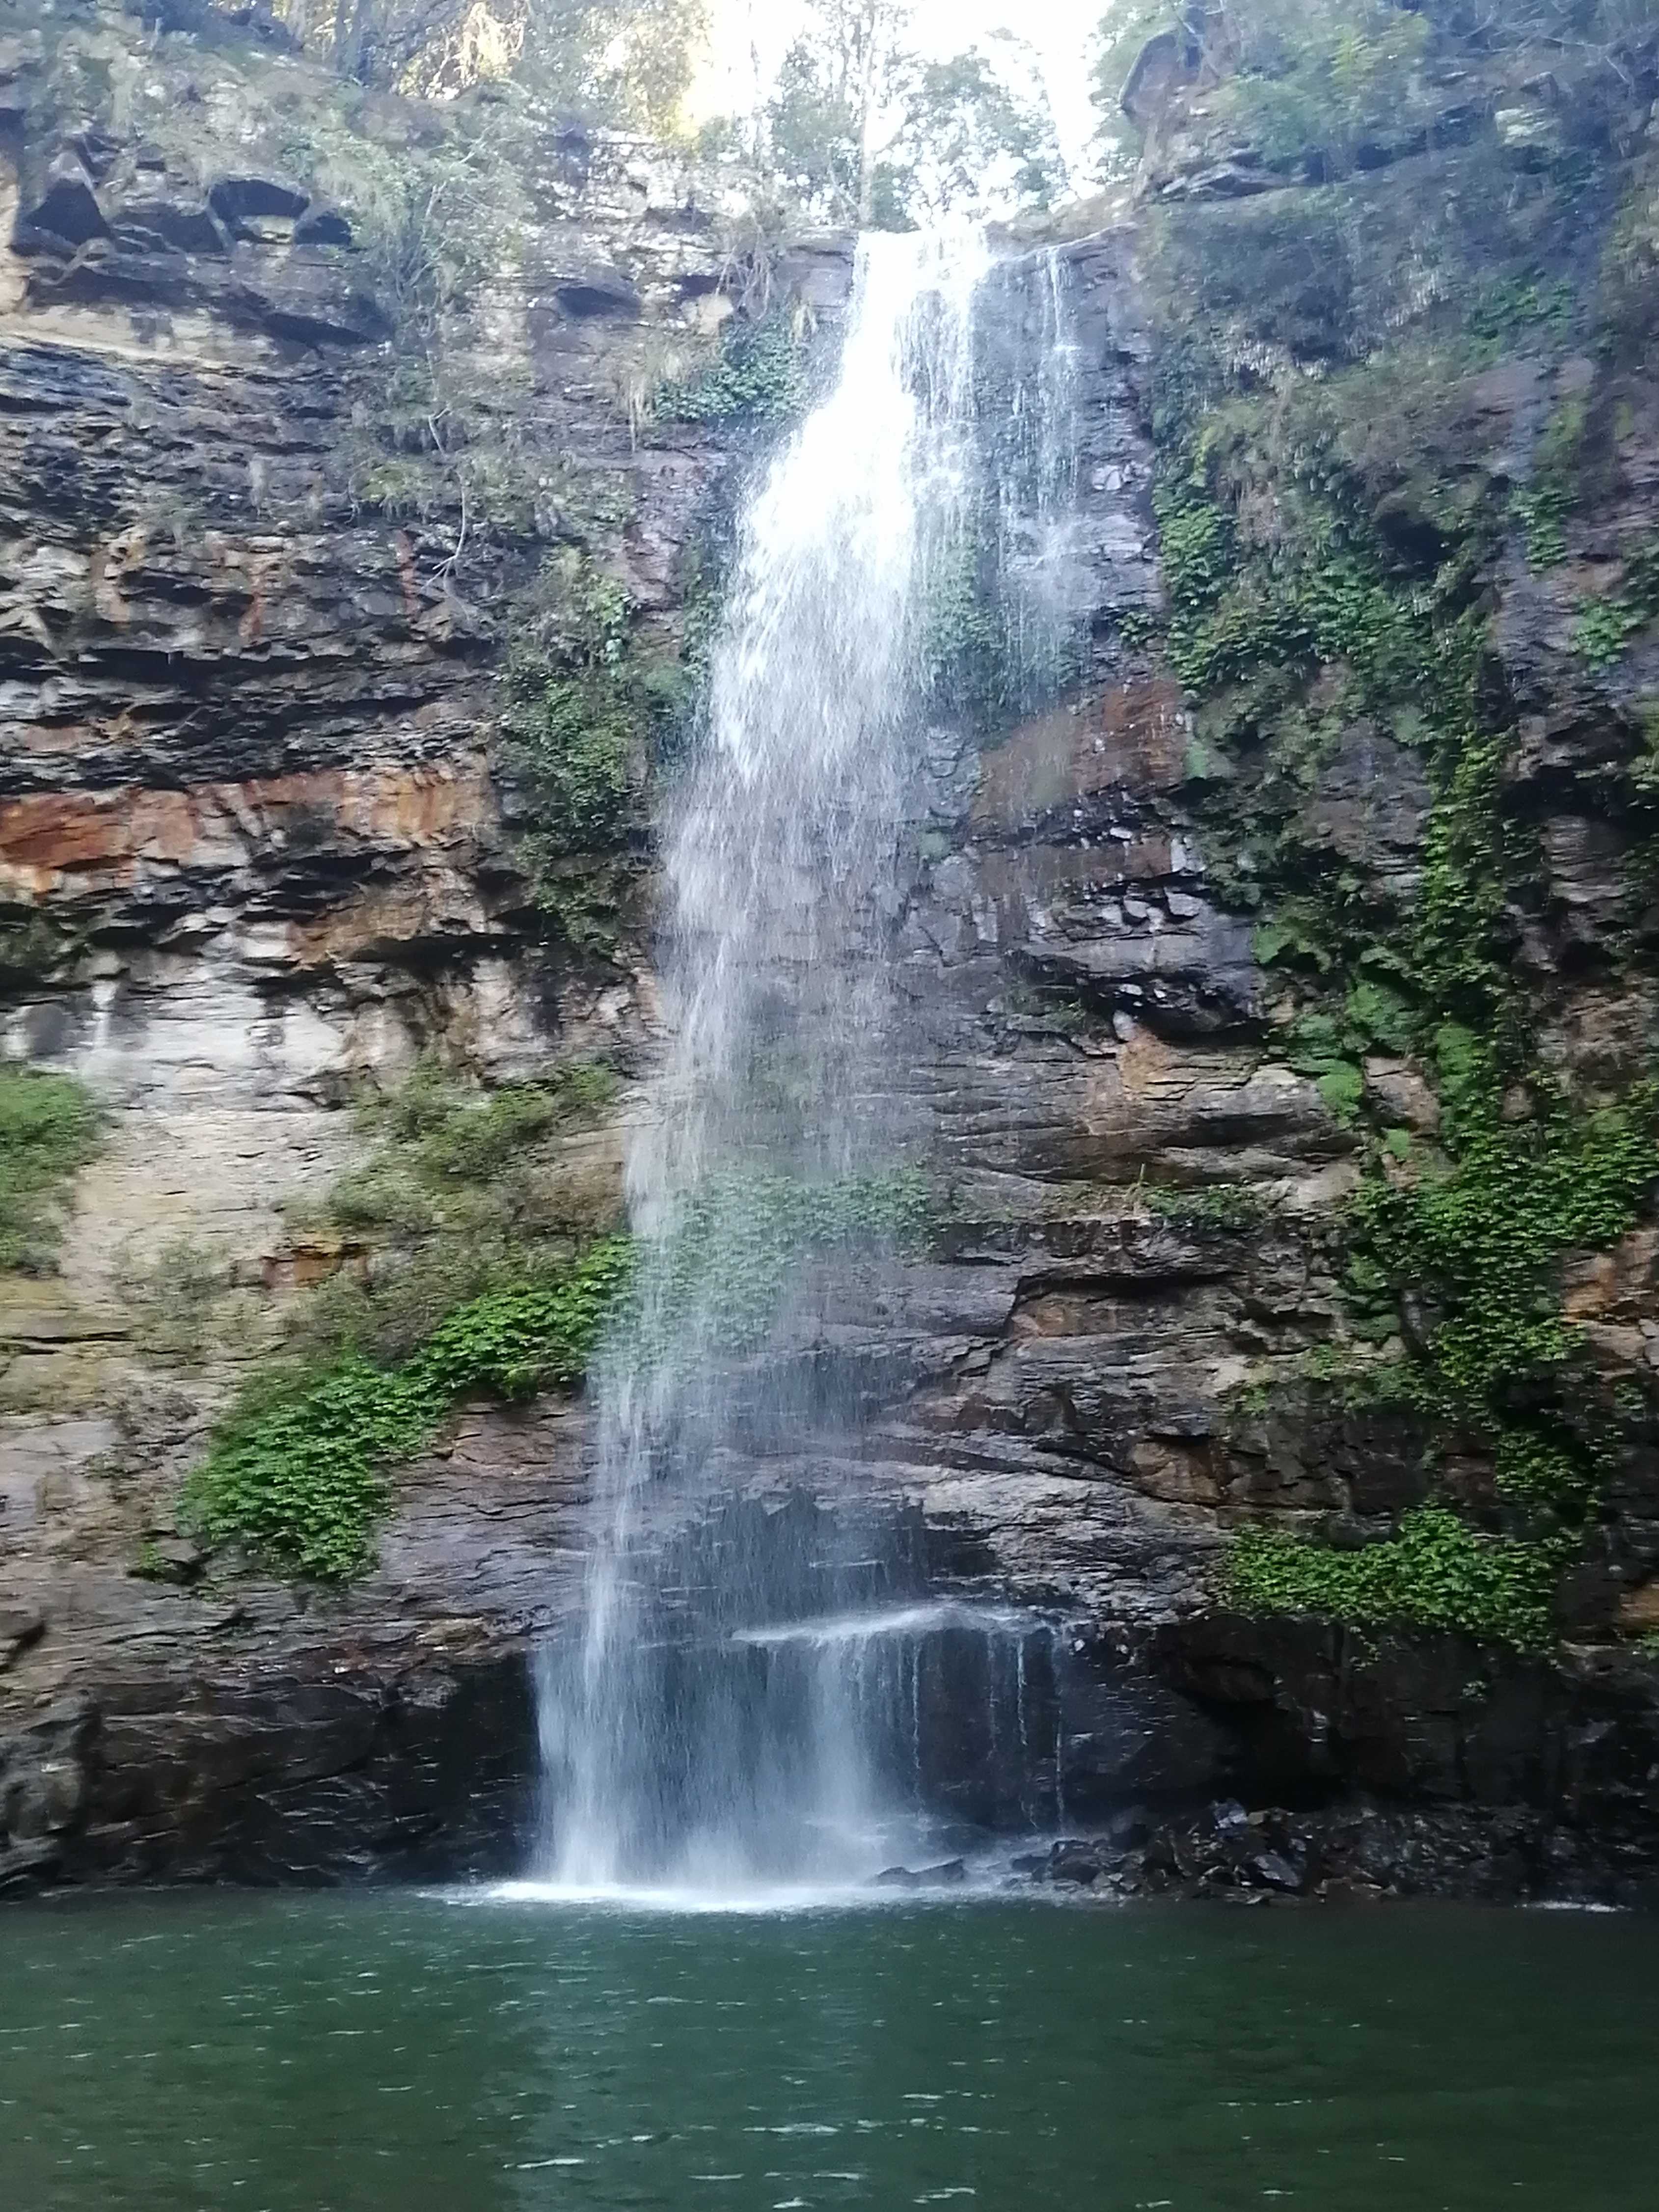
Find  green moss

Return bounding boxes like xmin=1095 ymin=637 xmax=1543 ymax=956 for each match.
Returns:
xmin=1596 ymin=152 xmax=1659 ymax=365
xmin=1348 ymin=1082 xmax=1659 ymax=1501
xmin=289 ymin=1057 xmax=623 ymax=1370
xmin=1142 ymin=1183 xmax=1267 ymax=1233
xmin=1467 ymin=273 xmax=1576 ymax=353
xmin=0 ymin=915 xmax=70 ymax=989
xmin=1154 ymin=455 xmax=1437 ymax=707
xmin=921 ymin=532 xmax=1018 ymax=730
xmin=656 ymin=311 xmax=809 ymax=428
xmin=1210 ymin=0 xmax=1430 ymax=180
xmin=1137 ymin=116 xmax=1659 ymax=1642
xmin=1573 ymin=537 xmax=1659 ymax=670
xmin=114 ymin=1237 xmax=235 ymax=1365
xmin=508 ymin=673 xmax=634 ymax=860
xmin=133 ymin=1539 xmax=170 ymax=1584
xmin=183 ymin=1239 xmax=634 ymax=1581
xmin=498 ymin=550 xmax=663 ymax=952
xmin=1510 ymin=395 xmax=1587 ymax=571
xmin=0 ymin=1070 xmax=101 ymax=1273
xmin=191 ymin=1162 xmax=933 ymax=1579
xmin=345 ymin=1054 xmax=615 ymax=1189
xmin=278 ymin=93 xmax=526 ymax=345
xmin=1232 ymin=1340 xmax=1410 ymax=1419
xmin=1310 ymin=1060 xmax=1363 ymax=1122
xmin=920 ymin=485 xmax=1086 ymax=738
xmin=1183 ymin=405 xmax=1658 ymax=1521
xmin=1360 ymin=1088 xmax=1658 ymax=1392
xmin=1226 ymin=1504 xmax=1567 ymax=1650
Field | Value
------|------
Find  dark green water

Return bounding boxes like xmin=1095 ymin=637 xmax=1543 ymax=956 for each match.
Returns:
xmin=2 ymin=1891 xmax=1653 ymax=2212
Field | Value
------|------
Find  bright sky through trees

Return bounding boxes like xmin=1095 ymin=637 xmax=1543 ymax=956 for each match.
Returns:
xmin=699 ymin=0 xmax=1106 ymax=179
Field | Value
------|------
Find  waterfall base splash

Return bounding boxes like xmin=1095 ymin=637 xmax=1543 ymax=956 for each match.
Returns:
xmin=524 ymin=1584 xmax=1065 ymax=1909
xmin=534 ymin=1490 xmax=1069 ymax=1902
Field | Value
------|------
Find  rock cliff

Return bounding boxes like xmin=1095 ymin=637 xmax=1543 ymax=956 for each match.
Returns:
xmin=5 ymin=0 xmax=1659 ymax=1902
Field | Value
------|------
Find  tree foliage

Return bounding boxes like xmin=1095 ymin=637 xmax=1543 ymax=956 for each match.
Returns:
xmin=887 ymin=47 xmax=1066 ymax=223
xmin=765 ymin=0 xmax=911 ymax=224
xmin=765 ymin=3 xmax=1064 ymax=227
xmin=276 ymin=0 xmax=707 ymax=119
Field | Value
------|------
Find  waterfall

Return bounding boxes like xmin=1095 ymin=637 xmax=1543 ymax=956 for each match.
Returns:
xmin=532 ymin=232 xmax=1073 ymax=1898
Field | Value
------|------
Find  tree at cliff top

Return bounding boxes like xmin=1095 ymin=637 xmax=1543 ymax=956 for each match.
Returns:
xmin=764 ymin=0 xmax=1065 ymax=226
xmin=276 ymin=0 xmax=708 ymax=122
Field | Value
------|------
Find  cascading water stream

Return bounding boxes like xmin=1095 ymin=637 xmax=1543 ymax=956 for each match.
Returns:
xmin=531 ymin=231 xmax=1078 ymax=1899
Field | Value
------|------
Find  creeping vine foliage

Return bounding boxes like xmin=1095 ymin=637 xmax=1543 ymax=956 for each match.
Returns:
xmin=1228 ymin=1508 xmax=1569 ymax=1652
xmin=655 ymin=312 xmax=809 ymax=428
xmin=1351 ymin=1081 xmax=1659 ymax=1406
xmin=644 ymin=1171 xmax=934 ymax=1354
xmin=1572 ymin=535 xmax=1659 ymax=670
xmin=1142 ymin=1182 xmax=1266 ymax=1233
xmin=499 ymin=551 xmax=658 ymax=955
xmin=922 ymin=531 xmax=1019 ymax=730
xmin=184 ymin=1240 xmax=635 ymax=1581
xmin=1137 ymin=307 xmax=1659 ymax=1643
xmin=186 ymin=1170 xmax=937 ymax=1581
xmin=0 ymin=1070 xmax=101 ymax=1273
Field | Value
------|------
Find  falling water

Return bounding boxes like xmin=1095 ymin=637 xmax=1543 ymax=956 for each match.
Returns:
xmin=985 ymin=247 xmax=1085 ymax=717
xmin=533 ymin=233 xmax=1076 ymax=1897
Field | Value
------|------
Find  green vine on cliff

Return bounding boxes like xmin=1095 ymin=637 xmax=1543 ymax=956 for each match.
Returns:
xmin=184 ymin=1239 xmax=635 ymax=1581
xmin=1573 ymin=535 xmax=1659 ymax=670
xmin=1227 ymin=1505 xmax=1570 ymax=1650
xmin=644 ymin=1169 xmax=935 ymax=1353
xmin=499 ymin=549 xmax=683 ymax=956
xmin=191 ymin=1165 xmax=936 ymax=1580
xmin=0 ymin=1070 xmax=102 ymax=1275
xmin=656 ymin=310 xmax=810 ymax=428
xmin=1145 ymin=327 xmax=1659 ymax=1641
xmin=1347 ymin=1076 xmax=1659 ymax=1502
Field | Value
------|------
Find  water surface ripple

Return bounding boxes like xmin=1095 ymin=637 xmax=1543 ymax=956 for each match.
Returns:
xmin=3 ymin=1892 xmax=1654 ymax=2211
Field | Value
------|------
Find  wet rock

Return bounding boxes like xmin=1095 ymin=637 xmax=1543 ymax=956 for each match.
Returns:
xmin=136 ymin=1538 xmax=207 ymax=1585
xmin=553 ymin=265 xmax=643 ymax=319
xmin=293 ymin=202 xmax=354 ymax=248
xmin=1298 ymin=723 xmax=1431 ymax=880
xmin=208 ymin=173 xmax=309 ymax=228
xmin=1249 ymin=1851 xmax=1304 ymax=1893
xmin=1049 ymin=1840 xmax=1106 ymax=1885
xmin=0 ymin=1611 xmax=45 ymax=1670
xmin=874 ymin=1859 xmax=967 ymax=1888
xmin=0 ymin=1839 xmax=63 ymax=1893
xmin=231 ymin=256 xmax=393 ymax=347
xmin=1101 ymin=1807 xmax=1150 ymax=1852
xmin=110 ymin=198 xmax=231 ymax=257
xmin=15 ymin=148 xmax=110 ymax=250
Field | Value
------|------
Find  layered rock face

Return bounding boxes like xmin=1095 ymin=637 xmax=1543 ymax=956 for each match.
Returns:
xmin=0 ymin=0 xmax=826 ymax=1885
xmin=5 ymin=0 xmax=1659 ymax=1900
